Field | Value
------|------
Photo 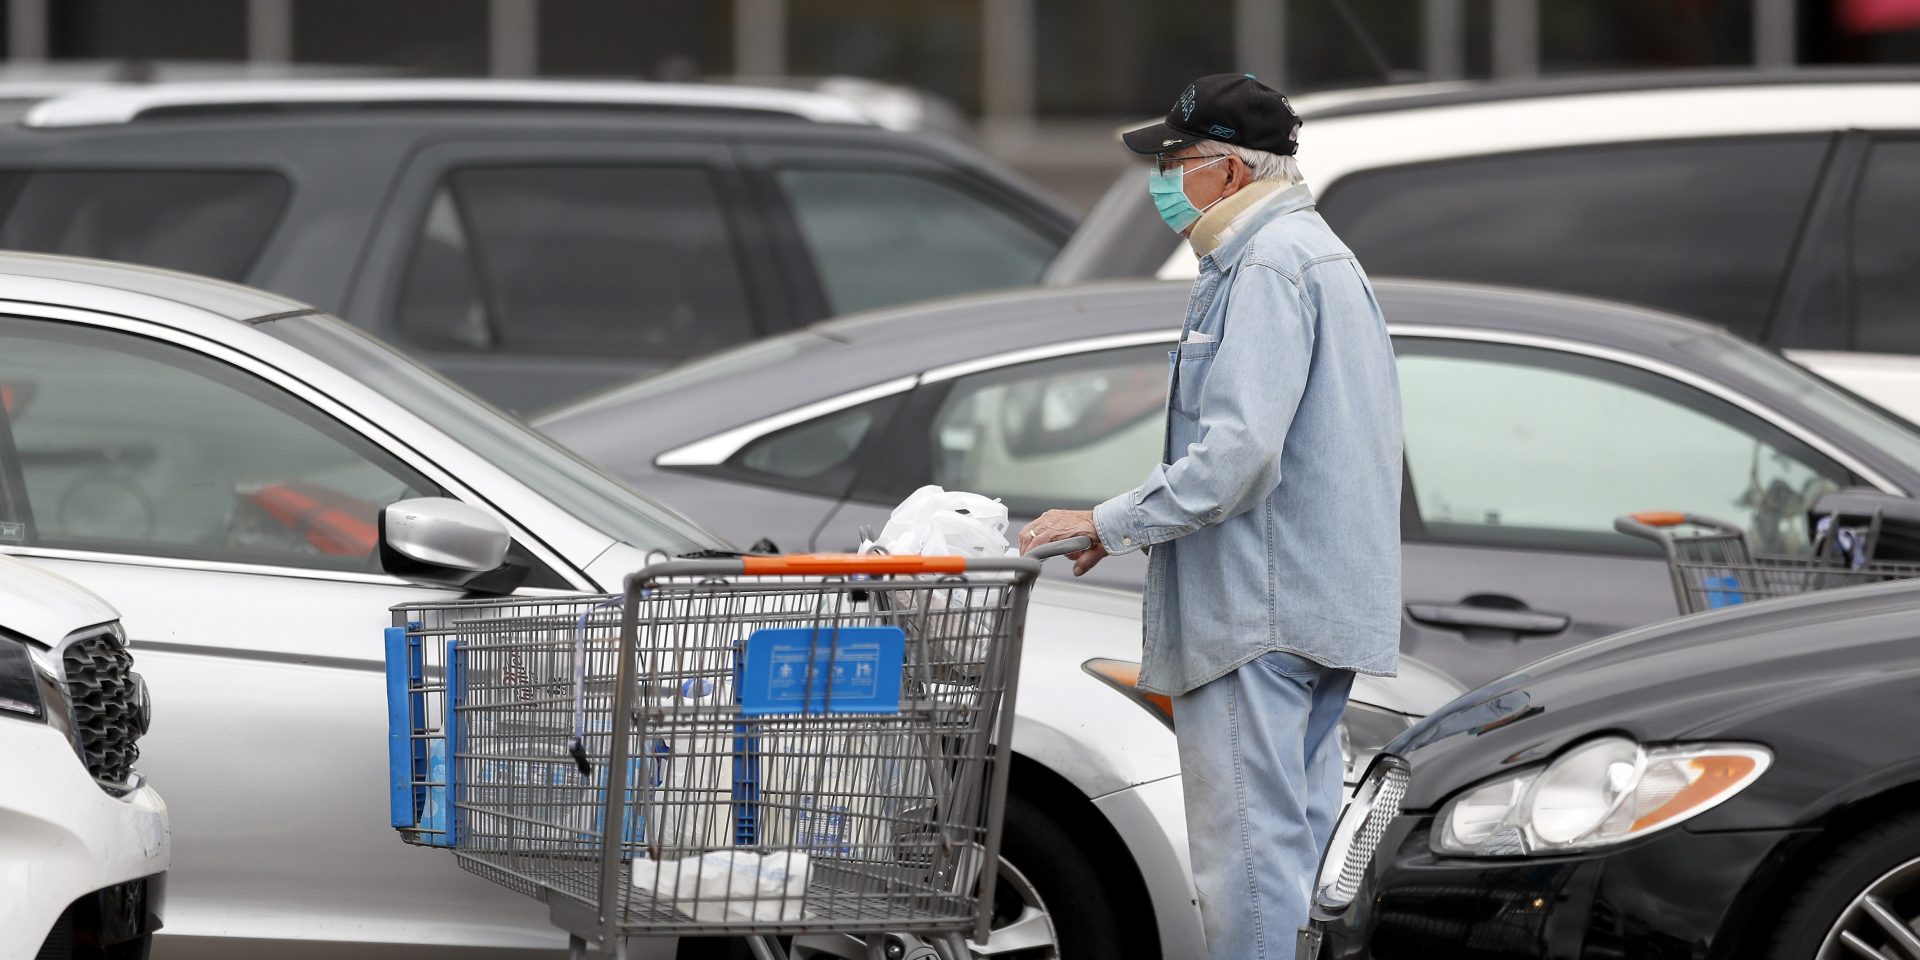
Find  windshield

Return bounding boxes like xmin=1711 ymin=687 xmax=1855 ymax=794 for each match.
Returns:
xmin=1696 ymin=334 xmax=1920 ymax=480
xmin=261 ymin=314 xmax=719 ymax=555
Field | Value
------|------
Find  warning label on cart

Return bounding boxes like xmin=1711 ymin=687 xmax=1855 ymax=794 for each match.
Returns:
xmin=740 ymin=626 xmax=905 ymax=716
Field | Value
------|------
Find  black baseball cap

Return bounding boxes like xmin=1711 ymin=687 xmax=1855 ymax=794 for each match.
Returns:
xmin=1122 ymin=73 xmax=1302 ymax=156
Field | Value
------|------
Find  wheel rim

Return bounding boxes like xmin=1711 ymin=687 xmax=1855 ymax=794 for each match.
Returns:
xmin=1817 ymin=855 xmax=1920 ymax=959
xmin=789 ymin=857 xmax=1062 ymax=959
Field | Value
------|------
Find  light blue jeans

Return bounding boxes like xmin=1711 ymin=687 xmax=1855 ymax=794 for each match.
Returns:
xmin=1174 ymin=650 xmax=1355 ymax=959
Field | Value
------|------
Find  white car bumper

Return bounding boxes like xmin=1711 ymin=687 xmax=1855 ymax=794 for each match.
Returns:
xmin=0 ymin=720 xmax=169 ymax=957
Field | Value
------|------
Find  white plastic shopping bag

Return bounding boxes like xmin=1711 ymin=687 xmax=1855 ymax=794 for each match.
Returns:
xmin=858 ymin=485 xmax=1015 ymax=559
xmin=857 ymin=485 xmax=1013 ymax=683
xmin=631 ymin=850 xmax=812 ymax=922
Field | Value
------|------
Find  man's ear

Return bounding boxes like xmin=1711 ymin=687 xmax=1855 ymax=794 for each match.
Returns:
xmin=1225 ymin=154 xmax=1253 ymax=193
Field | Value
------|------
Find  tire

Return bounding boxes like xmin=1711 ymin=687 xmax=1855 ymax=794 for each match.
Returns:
xmin=1765 ymin=811 xmax=1920 ymax=959
xmin=996 ymin=791 xmax=1149 ymax=959
xmin=676 ymin=791 xmax=1156 ymax=959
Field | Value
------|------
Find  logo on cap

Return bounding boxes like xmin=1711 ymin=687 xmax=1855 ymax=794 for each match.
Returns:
xmin=1177 ymin=83 xmax=1196 ymax=122
xmin=1208 ymin=124 xmax=1236 ymax=139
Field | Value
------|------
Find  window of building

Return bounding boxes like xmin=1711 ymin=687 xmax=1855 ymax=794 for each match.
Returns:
xmin=293 ymin=0 xmax=487 ymax=74
xmin=787 ymin=0 xmax=981 ymax=112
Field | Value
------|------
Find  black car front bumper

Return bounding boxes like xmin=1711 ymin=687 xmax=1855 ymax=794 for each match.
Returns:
xmin=1316 ymin=815 xmax=1797 ymax=960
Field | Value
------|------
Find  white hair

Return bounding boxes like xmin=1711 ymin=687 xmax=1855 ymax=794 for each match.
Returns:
xmin=1193 ymin=139 xmax=1303 ymax=184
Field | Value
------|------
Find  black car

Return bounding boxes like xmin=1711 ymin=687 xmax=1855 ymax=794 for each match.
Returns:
xmin=1313 ymin=576 xmax=1920 ymax=959
xmin=0 ymin=80 xmax=1074 ymax=411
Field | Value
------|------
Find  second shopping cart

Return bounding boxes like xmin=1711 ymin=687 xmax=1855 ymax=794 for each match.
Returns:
xmin=1616 ymin=511 xmax=1920 ymax=615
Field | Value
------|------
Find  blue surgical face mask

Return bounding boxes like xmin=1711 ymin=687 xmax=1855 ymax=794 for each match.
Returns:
xmin=1148 ymin=154 xmax=1229 ymax=234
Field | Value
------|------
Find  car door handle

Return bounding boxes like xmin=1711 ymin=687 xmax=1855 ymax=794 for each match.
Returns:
xmin=1405 ymin=602 xmax=1570 ymax=635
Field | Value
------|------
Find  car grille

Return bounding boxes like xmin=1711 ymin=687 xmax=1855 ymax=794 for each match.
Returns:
xmin=62 ymin=633 xmax=140 ymax=786
xmin=1329 ymin=763 xmax=1409 ymax=906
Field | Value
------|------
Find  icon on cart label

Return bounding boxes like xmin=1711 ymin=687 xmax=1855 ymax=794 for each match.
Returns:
xmin=0 ymin=521 xmax=22 ymax=543
xmin=741 ymin=626 xmax=904 ymax=716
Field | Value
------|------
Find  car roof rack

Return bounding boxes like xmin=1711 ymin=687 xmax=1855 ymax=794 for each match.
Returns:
xmin=1303 ymin=66 xmax=1920 ymax=121
xmin=22 ymin=79 xmax=875 ymax=128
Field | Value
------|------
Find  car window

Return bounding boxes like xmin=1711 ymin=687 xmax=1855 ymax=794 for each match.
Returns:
xmin=1320 ymin=138 xmax=1829 ymax=337
xmin=720 ymin=396 xmax=903 ymax=498
xmin=776 ymin=168 xmax=1058 ymax=315
xmin=0 ymin=170 xmax=288 ymax=281
xmin=1849 ymin=139 xmax=1920 ymax=354
xmin=0 ymin=316 xmax=442 ymax=571
xmin=260 ymin=313 xmax=717 ymax=557
xmin=396 ymin=165 xmax=757 ymax=360
xmin=928 ymin=345 xmax=1167 ymax=514
xmin=1398 ymin=339 xmax=1850 ymax=555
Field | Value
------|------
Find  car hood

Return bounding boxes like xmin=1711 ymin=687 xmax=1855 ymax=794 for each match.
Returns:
xmin=0 ymin=553 xmax=118 ymax=646
xmin=1388 ymin=578 xmax=1920 ymax=810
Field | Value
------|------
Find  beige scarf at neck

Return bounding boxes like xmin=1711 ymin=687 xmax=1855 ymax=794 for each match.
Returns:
xmin=1188 ymin=179 xmax=1294 ymax=259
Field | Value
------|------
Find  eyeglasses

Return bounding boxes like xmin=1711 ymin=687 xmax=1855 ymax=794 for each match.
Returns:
xmin=1152 ymin=152 xmax=1228 ymax=175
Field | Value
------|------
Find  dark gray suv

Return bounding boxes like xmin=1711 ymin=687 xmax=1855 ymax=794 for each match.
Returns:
xmin=0 ymin=80 xmax=1075 ymax=411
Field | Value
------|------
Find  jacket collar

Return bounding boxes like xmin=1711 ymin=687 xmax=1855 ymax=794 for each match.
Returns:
xmin=1196 ymin=182 xmax=1316 ymax=273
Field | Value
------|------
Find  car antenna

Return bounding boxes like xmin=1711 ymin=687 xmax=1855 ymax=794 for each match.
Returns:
xmin=1323 ymin=0 xmax=1397 ymax=85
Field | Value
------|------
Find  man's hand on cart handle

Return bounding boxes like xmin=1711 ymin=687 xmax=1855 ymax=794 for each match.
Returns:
xmin=1026 ymin=534 xmax=1094 ymax=561
xmin=1020 ymin=510 xmax=1109 ymax=576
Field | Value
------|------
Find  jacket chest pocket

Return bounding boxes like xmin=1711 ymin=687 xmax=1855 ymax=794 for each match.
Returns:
xmin=1171 ymin=340 xmax=1217 ymax=420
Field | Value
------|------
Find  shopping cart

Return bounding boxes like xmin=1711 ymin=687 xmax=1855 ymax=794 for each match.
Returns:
xmin=1614 ymin=511 xmax=1920 ymax=615
xmin=384 ymin=537 xmax=1090 ymax=960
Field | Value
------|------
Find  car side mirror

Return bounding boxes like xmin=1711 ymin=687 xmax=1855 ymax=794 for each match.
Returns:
xmin=378 ymin=498 xmax=525 ymax=594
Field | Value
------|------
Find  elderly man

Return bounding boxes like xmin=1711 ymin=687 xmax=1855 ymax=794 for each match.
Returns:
xmin=1019 ymin=73 xmax=1402 ymax=959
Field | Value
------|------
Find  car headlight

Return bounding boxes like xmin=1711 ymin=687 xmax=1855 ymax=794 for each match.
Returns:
xmin=0 ymin=627 xmax=87 ymax=757
xmin=1313 ymin=755 xmax=1411 ymax=917
xmin=1083 ymin=659 xmax=1414 ymax=782
xmin=1433 ymin=736 xmax=1771 ymax=857
xmin=0 ymin=628 xmax=44 ymax=720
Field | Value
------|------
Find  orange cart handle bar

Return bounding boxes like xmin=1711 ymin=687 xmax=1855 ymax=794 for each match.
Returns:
xmin=744 ymin=536 xmax=1093 ymax=573
xmin=623 ymin=551 xmax=1065 ymax=587
xmin=743 ymin=554 xmax=971 ymax=576
xmin=1613 ymin=511 xmax=1748 ymax=542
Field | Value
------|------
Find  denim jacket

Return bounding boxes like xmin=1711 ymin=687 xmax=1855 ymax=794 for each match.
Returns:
xmin=1092 ymin=184 xmax=1402 ymax=696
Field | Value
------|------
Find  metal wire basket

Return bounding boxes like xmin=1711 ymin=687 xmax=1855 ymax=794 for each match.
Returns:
xmin=1615 ymin=511 xmax=1920 ymax=615
xmin=386 ymin=551 xmax=1042 ymax=959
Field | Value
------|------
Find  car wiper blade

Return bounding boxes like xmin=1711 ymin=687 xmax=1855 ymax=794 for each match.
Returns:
xmin=675 ymin=548 xmax=754 ymax=560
